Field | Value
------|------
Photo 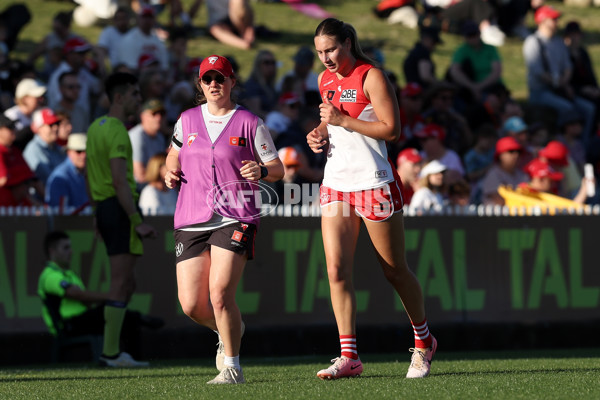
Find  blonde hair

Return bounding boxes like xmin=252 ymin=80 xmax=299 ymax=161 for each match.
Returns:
xmin=145 ymin=153 xmax=167 ymax=183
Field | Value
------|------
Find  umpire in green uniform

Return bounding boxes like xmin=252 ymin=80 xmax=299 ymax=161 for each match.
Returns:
xmin=86 ymin=72 xmax=157 ymax=367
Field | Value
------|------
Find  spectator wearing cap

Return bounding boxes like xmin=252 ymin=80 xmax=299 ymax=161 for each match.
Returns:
xmin=265 ymin=92 xmax=302 ymax=143
xmin=396 ymin=148 xmax=423 ymax=205
xmin=22 ymin=108 xmax=66 ymax=185
xmin=278 ymin=146 xmax=302 ymax=184
xmin=421 ymin=81 xmax=472 ymax=154
xmin=523 ymin=5 xmax=596 ymax=147
xmin=403 ymin=26 xmax=442 ymax=90
xmin=520 ymin=157 xmax=589 ymax=204
xmin=0 ymin=114 xmax=44 ymax=206
xmin=480 ymin=136 xmax=528 ymax=205
xmin=47 ymin=37 xmax=101 ymax=116
xmin=563 ymin=20 xmax=600 ymax=109
xmin=502 ymin=115 xmax=534 ymax=169
xmin=538 ymin=140 xmax=582 ymax=199
xmin=410 ymin=159 xmax=447 ymax=210
xmin=54 ymin=71 xmax=90 ymax=133
xmin=448 ymin=20 xmax=502 ymax=105
xmin=97 ymin=7 xmax=131 ymax=70
xmin=115 ymin=5 xmax=169 ymax=72
xmin=463 ymin=124 xmax=496 ymax=203
xmin=415 ymin=123 xmax=464 ymax=184
xmin=26 ymin=11 xmax=76 ymax=80
xmin=129 ymin=99 xmax=168 ymax=185
xmin=45 ymin=133 xmax=89 ymax=211
xmin=276 ymin=46 xmax=319 ymax=104
xmin=3 ymin=78 xmax=47 ymax=150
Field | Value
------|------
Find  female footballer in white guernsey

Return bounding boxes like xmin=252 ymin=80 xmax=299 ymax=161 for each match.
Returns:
xmin=307 ymin=18 xmax=437 ymax=380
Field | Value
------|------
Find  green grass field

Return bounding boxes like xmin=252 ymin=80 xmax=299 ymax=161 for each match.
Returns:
xmin=2 ymin=349 xmax=600 ymax=399
xmin=11 ymin=0 xmax=600 ymax=101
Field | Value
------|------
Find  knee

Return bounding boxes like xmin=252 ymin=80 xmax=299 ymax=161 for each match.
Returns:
xmin=209 ymin=289 xmax=235 ymax=313
xmin=381 ymin=261 xmax=410 ymax=285
xmin=326 ymin=264 xmax=351 ymax=284
xmin=179 ymin=297 xmax=212 ymax=322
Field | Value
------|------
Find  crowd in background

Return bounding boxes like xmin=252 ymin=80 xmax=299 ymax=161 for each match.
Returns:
xmin=1 ymin=0 xmax=600 ymax=214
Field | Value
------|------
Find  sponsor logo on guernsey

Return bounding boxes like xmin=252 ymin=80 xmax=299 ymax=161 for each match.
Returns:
xmin=340 ymin=89 xmax=357 ymax=103
xmin=322 ymin=79 xmax=334 ymax=87
xmin=231 ymin=230 xmax=249 ymax=247
xmin=375 ymin=170 xmax=388 ymax=178
xmin=187 ymin=132 xmax=198 ymax=147
xmin=229 ymin=137 xmax=247 ymax=147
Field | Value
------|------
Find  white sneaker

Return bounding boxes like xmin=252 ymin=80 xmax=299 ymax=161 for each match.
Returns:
xmin=99 ymin=352 xmax=149 ymax=368
xmin=481 ymin=25 xmax=505 ymax=47
xmin=207 ymin=367 xmax=245 ymax=384
xmin=216 ymin=321 xmax=245 ymax=371
xmin=406 ymin=336 xmax=437 ymax=378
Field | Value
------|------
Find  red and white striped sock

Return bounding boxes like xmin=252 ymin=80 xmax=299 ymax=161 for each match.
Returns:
xmin=412 ymin=319 xmax=433 ymax=349
xmin=340 ymin=334 xmax=358 ymax=359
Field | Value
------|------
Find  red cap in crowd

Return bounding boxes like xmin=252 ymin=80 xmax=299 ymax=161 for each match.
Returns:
xmin=63 ymin=37 xmax=91 ymax=55
xmin=138 ymin=53 xmax=159 ymax=69
xmin=415 ymin=123 xmax=446 ymax=141
xmin=396 ymin=148 xmax=422 ymax=165
xmin=494 ymin=136 xmax=522 ymax=159
xmin=525 ymin=159 xmax=564 ymax=180
xmin=139 ymin=5 xmax=156 ymax=17
xmin=31 ymin=108 xmax=60 ymax=132
xmin=534 ymin=5 xmax=561 ymax=25
xmin=199 ymin=55 xmax=233 ymax=78
xmin=538 ymin=140 xmax=569 ymax=166
xmin=401 ymin=82 xmax=422 ymax=98
xmin=278 ymin=92 xmax=301 ymax=106
xmin=185 ymin=57 xmax=203 ymax=76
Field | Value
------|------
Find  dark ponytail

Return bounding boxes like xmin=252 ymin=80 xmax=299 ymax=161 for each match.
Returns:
xmin=314 ymin=18 xmax=377 ymax=66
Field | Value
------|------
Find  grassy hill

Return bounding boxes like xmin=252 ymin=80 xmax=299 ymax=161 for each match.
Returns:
xmin=11 ymin=0 xmax=600 ymax=101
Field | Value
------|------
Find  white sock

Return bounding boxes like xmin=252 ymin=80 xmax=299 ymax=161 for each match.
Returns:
xmin=224 ymin=355 xmax=240 ymax=369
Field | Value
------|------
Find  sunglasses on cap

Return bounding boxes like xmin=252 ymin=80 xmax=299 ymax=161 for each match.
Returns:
xmin=201 ymin=74 xmax=226 ymax=85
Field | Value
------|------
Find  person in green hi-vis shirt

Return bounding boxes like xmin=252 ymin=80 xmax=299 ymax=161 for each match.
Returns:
xmin=86 ymin=72 xmax=157 ymax=367
xmin=38 ymin=231 xmax=164 ymax=360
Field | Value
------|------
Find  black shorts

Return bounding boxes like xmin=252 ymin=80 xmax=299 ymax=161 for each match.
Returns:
xmin=96 ymin=197 xmax=143 ymax=256
xmin=174 ymin=222 xmax=257 ymax=263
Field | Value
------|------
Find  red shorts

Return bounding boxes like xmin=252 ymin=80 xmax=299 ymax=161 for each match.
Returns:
xmin=319 ymin=181 xmax=404 ymax=222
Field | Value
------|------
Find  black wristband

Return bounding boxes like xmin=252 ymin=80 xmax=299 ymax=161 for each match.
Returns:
xmin=260 ymin=166 xmax=268 ymax=179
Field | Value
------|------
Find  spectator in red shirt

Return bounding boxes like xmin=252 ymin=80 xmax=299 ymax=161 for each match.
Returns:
xmin=0 ymin=115 xmax=44 ymax=206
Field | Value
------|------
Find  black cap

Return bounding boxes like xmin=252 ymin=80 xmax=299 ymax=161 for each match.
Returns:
xmin=0 ymin=114 xmax=16 ymax=129
xmin=462 ymin=20 xmax=480 ymax=37
xmin=565 ymin=20 xmax=581 ymax=35
xmin=420 ymin=26 xmax=443 ymax=44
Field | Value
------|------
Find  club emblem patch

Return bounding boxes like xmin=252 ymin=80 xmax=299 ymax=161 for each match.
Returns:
xmin=187 ymin=133 xmax=198 ymax=147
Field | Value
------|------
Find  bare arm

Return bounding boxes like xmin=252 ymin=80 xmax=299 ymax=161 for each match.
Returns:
xmin=164 ymin=146 xmax=181 ymax=189
xmin=319 ymin=67 xmax=400 ymax=142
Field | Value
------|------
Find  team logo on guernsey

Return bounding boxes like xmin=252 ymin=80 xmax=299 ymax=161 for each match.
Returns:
xmin=187 ymin=133 xmax=198 ymax=147
xmin=323 ymin=90 xmax=335 ymax=102
xmin=340 ymin=89 xmax=357 ymax=103
xmin=229 ymin=137 xmax=247 ymax=147
xmin=208 ymin=56 xmax=219 ymax=64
